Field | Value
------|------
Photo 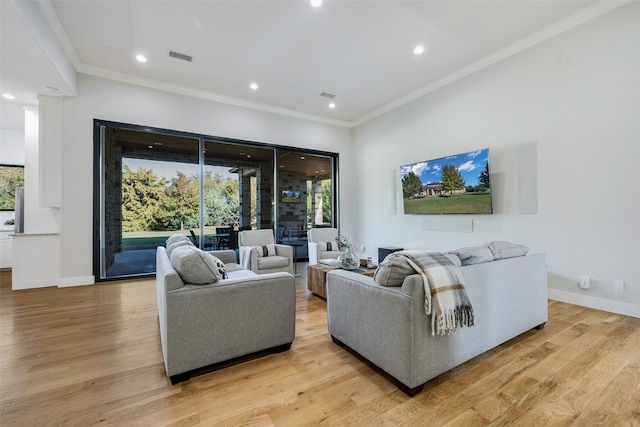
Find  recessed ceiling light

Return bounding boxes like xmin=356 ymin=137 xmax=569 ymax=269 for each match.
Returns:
xmin=329 ymin=103 xmax=336 ymax=109
xmin=2 ymin=93 xmax=15 ymax=100
xmin=310 ymin=0 xmax=322 ymax=7
xmin=414 ymin=45 xmax=425 ymax=55
xmin=300 ymin=156 xmax=305 ymax=160
xmin=250 ymin=83 xmax=259 ymax=90
xmin=136 ymin=54 xmax=147 ymax=63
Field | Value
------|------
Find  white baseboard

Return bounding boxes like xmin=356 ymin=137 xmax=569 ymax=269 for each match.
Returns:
xmin=58 ymin=275 xmax=95 ymax=288
xmin=548 ymin=289 xmax=640 ymax=318
xmin=12 ymin=279 xmax=57 ymax=290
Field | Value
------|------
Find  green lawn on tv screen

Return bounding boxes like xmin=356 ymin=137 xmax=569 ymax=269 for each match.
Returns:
xmin=403 ymin=193 xmax=492 ymax=214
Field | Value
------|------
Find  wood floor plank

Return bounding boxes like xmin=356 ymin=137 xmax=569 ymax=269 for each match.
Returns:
xmin=1 ymin=268 xmax=639 ymax=426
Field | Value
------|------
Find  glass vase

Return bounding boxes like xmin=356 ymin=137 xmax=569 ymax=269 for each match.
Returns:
xmin=338 ymin=246 xmax=359 ymax=270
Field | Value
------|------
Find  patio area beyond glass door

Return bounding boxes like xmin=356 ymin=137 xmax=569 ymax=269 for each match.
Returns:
xmin=98 ymin=126 xmax=201 ymax=279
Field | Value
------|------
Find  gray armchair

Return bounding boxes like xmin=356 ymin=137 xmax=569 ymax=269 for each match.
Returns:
xmin=156 ymin=246 xmax=296 ymax=384
xmin=308 ymin=227 xmax=344 ymax=265
xmin=239 ymin=229 xmax=294 ymax=275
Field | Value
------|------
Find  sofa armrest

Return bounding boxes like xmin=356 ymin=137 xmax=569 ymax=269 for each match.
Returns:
xmin=308 ymin=242 xmax=320 ymax=265
xmin=274 ymin=244 xmax=293 ymax=260
xmin=209 ymin=249 xmax=237 ymax=265
xmin=165 ymin=272 xmax=296 ymax=376
xmin=326 ymin=270 xmax=419 ymax=386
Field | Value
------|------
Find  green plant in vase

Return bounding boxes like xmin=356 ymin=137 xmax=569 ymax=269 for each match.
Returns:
xmin=335 ymin=234 xmax=359 ymax=269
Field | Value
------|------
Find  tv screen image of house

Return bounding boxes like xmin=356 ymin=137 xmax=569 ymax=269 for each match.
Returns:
xmin=281 ymin=190 xmax=301 ymax=203
xmin=400 ymin=148 xmax=492 ymax=214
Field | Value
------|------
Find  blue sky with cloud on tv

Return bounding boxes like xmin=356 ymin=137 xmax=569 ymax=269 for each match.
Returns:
xmin=400 ymin=149 xmax=489 ymax=187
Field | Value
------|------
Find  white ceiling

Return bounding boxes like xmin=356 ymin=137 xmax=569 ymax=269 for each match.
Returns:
xmin=1 ymin=0 xmax=613 ymax=130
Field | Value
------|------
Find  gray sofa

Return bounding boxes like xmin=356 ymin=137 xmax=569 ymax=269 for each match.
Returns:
xmin=156 ymin=246 xmax=296 ymax=384
xmin=326 ymin=253 xmax=547 ymax=396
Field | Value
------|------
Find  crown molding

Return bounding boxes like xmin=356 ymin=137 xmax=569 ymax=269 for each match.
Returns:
xmin=76 ymin=64 xmax=352 ymax=128
xmin=352 ymin=0 xmax=631 ymax=127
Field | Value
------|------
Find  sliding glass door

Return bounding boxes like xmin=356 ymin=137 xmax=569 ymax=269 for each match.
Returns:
xmin=94 ymin=120 xmax=338 ymax=281
xmin=97 ymin=125 xmax=201 ymax=279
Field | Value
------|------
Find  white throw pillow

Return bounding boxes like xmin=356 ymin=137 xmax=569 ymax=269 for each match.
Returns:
xmin=252 ymin=244 xmax=276 ymax=257
xmin=317 ymin=241 xmax=339 ymax=252
xmin=170 ymin=245 xmax=227 ymax=284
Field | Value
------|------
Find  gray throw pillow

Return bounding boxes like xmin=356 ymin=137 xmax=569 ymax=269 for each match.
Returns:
xmin=373 ymin=255 xmax=416 ymax=287
xmin=169 ymin=245 xmax=227 ymax=284
xmin=487 ymin=241 xmax=529 ymax=260
xmin=449 ymin=246 xmax=494 ymax=265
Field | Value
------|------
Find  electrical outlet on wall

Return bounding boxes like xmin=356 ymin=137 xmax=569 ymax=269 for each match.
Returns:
xmin=579 ymin=276 xmax=590 ymax=289
xmin=615 ymin=280 xmax=624 ymax=293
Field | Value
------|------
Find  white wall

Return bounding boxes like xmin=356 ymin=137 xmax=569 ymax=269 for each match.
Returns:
xmin=59 ymin=74 xmax=354 ymax=284
xmin=0 ymin=128 xmax=25 ymax=164
xmin=351 ymin=3 xmax=640 ymax=315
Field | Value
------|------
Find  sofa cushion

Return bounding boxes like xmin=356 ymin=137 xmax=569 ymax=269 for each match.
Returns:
xmin=224 ymin=262 xmax=244 ymax=273
xmin=166 ymin=239 xmax=193 ymax=257
xmin=228 ymin=269 xmax=258 ymax=279
xmin=320 ymin=250 xmax=343 ymax=260
xmin=317 ymin=241 xmax=340 ymax=252
xmin=170 ymin=245 xmax=227 ymax=284
xmin=374 ymin=255 xmax=416 ymax=287
xmin=487 ymin=241 xmax=529 ymax=260
xmin=257 ymin=255 xmax=289 ymax=270
xmin=166 ymin=233 xmax=190 ymax=247
xmin=449 ymin=246 xmax=494 ymax=265
xmin=252 ymin=244 xmax=276 ymax=257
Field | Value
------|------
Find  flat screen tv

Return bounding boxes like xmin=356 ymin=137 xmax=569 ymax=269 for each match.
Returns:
xmin=281 ymin=190 xmax=302 ymax=203
xmin=400 ymin=148 xmax=492 ymax=214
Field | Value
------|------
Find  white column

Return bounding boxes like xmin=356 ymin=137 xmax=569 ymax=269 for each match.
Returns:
xmin=23 ymin=106 xmax=60 ymax=233
xmin=38 ymin=95 xmax=62 ymax=208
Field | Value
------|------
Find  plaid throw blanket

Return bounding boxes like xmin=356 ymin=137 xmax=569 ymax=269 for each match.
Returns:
xmin=391 ymin=250 xmax=474 ymax=336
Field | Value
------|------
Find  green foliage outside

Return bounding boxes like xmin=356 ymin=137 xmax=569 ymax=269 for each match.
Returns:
xmin=121 ymin=165 xmax=239 ymax=232
xmin=306 ymin=179 xmax=333 ymax=225
xmin=478 ymin=163 xmax=490 ymax=189
xmin=441 ymin=165 xmax=466 ymax=196
xmin=321 ymin=180 xmax=332 ymax=223
xmin=0 ymin=166 xmax=24 ymax=210
xmin=402 ymin=171 xmax=424 ymax=199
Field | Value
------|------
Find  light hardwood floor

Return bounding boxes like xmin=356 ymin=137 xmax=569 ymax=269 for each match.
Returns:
xmin=1 ymin=267 xmax=639 ymax=426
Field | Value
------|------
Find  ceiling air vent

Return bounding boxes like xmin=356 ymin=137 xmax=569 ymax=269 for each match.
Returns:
xmin=168 ymin=50 xmax=193 ymax=62
xmin=320 ymin=92 xmax=336 ymax=99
